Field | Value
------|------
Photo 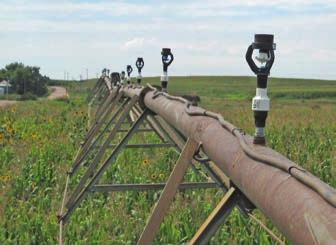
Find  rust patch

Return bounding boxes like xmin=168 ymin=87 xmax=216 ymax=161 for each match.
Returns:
xmin=305 ymin=212 xmax=335 ymax=245
xmin=195 ymin=120 xmax=212 ymax=134
xmin=232 ymin=150 xmax=244 ymax=169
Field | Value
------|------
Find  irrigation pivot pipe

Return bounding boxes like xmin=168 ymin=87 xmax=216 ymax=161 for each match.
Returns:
xmin=118 ymin=84 xmax=336 ymax=244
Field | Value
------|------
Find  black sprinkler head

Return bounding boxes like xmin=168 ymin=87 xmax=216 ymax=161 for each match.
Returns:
xmin=246 ymin=34 xmax=275 ymax=76
xmin=161 ymin=48 xmax=174 ymax=72
xmin=111 ymin=72 xmax=120 ymax=86
xmin=245 ymin=34 xmax=276 ymax=145
xmin=121 ymin=71 xmax=126 ymax=80
xmin=136 ymin=57 xmax=144 ymax=72
xmin=253 ymin=34 xmax=275 ymax=51
xmin=126 ymin=65 xmax=133 ymax=76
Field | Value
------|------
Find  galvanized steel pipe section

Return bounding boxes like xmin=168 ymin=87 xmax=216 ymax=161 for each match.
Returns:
xmin=120 ymin=86 xmax=336 ymax=244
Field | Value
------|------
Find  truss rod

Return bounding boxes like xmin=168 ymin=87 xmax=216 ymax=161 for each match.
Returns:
xmin=91 ymin=182 xmax=218 ymax=192
xmin=189 ymin=187 xmax=239 ymax=245
xmin=137 ymin=138 xmax=200 ymax=245
xmin=66 ymin=96 xmax=139 ymax=208
xmin=69 ymin=96 xmax=130 ymax=175
xmin=60 ymin=109 xmax=149 ymax=223
xmin=93 ymin=143 xmax=176 ymax=149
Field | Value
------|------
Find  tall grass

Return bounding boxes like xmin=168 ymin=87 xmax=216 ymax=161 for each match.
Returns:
xmin=0 ymin=76 xmax=335 ymax=244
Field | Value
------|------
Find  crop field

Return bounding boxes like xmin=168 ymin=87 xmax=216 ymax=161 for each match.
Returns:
xmin=0 ymin=76 xmax=335 ymax=244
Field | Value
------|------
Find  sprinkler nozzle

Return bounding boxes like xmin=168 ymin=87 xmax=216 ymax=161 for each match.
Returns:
xmin=111 ymin=72 xmax=120 ymax=87
xmin=246 ymin=34 xmax=276 ymax=145
xmin=136 ymin=57 xmax=144 ymax=84
xmin=102 ymin=68 xmax=107 ymax=76
xmin=126 ymin=65 xmax=133 ymax=84
xmin=161 ymin=48 xmax=174 ymax=92
xmin=120 ymin=71 xmax=126 ymax=84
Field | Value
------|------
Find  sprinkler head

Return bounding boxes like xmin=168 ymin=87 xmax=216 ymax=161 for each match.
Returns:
xmin=126 ymin=65 xmax=133 ymax=76
xmin=246 ymin=34 xmax=276 ymax=145
xmin=161 ymin=48 xmax=174 ymax=92
xmin=246 ymin=34 xmax=275 ymax=78
xmin=111 ymin=72 xmax=120 ymax=86
xmin=161 ymin=48 xmax=174 ymax=72
xmin=126 ymin=65 xmax=133 ymax=84
xmin=136 ymin=57 xmax=144 ymax=84
xmin=102 ymin=68 xmax=107 ymax=76
xmin=120 ymin=71 xmax=126 ymax=80
xmin=136 ymin=57 xmax=144 ymax=72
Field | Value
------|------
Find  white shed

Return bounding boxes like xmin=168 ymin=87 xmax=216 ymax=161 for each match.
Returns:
xmin=0 ymin=80 xmax=11 ymax=93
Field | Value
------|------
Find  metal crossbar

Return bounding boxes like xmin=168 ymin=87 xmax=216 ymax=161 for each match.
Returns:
xmin=90 ymin=182 xmax=218 ymax=192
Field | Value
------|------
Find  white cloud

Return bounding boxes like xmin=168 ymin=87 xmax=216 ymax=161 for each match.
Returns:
xmin=0 ymin=2 xmax=151 ymax=15
xmin=122 ymin=38 xmax=146 ymax=50
xmin=0 ymin=0 xmax=335 ymax=79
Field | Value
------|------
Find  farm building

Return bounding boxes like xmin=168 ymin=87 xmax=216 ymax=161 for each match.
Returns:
xmin=0 ymin=80 xmax=12 ymax=94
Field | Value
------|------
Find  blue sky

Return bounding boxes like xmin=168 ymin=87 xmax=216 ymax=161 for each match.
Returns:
xmin=1 ymin=0 xmax=336 ymax=80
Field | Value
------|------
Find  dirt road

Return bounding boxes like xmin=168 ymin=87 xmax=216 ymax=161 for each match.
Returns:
xmin=0 ymin=100 xmax=16 ymax=108
xmin=0 ymin=86 xmax=68 ymax=108
xmin=47 ymin=86 xmax=68 ymax=100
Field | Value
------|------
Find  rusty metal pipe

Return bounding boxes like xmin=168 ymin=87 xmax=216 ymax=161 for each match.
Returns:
xmin=118 ymin=86 xmax=336 ymax=244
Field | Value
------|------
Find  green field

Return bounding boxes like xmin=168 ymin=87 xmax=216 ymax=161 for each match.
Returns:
xmin=0 ymin=76 xmax=335 ymax=244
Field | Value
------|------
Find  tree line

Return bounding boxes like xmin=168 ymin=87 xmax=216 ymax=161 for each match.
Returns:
xmin=0 ymin=62 xmax=49 ymax=97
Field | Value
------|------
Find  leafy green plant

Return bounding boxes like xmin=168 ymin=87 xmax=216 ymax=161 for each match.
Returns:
xmin=0 ymin=76 xmax=334 ymax=244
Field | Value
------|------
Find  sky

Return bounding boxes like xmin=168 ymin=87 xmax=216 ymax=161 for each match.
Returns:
xmin=0 ymin=0 xmax=336 ymax=80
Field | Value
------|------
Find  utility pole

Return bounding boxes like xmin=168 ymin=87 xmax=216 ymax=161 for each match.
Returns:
xmin=6 ymin=78 xmax=9 ymax=100
xmin=86 ymin=68 xmax=89 ymax=81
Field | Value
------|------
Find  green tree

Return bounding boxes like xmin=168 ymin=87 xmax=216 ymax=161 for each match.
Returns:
xmin=0 ymin=62 xmax=49 ymax=96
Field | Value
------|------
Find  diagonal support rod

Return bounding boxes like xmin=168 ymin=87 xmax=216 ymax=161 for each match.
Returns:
xmin=60 ymin=108 xmax=149 ymax=224
xmin=189 ymin=187 xmax=239 ymax=245
xmin=69 ymin=96 xmax=129 ymax=176
xmin=69 ymin=93 xmax=124 ymax=176
xmin=83 ymin=90 xmax=121 ymax=143
xmin=133 ymin=105 xmax=167 ymax=142
xmin=66 ymin=96 xmax=138 ymax=208
xmin=154 ymin=116 xmax=230 ymax=189
xmin=137 ymin=138 xmax=200 ymax=245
